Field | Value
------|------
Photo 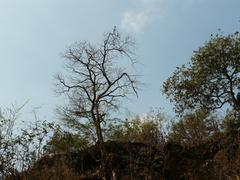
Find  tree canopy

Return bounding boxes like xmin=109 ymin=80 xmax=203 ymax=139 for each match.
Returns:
xmin=163 ymin=32 xmax=240 ymax=114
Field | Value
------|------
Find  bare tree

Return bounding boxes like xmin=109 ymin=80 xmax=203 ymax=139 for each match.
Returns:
xmin=55 ymin=27 xmax=138 ymax=145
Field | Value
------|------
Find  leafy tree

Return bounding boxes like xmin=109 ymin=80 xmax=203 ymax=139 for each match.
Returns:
xmin=55 ymin=27 xmax=138 ymax=146
xmin=169 ymin=110 xmax=220 ymax=146
xmin=163 ymin=32 xmax=240 ymax=114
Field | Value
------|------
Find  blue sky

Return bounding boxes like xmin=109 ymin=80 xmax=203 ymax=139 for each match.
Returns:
xmin=0 ymin=0 xmax=239 ymax=120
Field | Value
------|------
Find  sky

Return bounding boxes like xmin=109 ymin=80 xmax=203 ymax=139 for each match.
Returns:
xmin=0 ymin=0 xmax=239 ymax=121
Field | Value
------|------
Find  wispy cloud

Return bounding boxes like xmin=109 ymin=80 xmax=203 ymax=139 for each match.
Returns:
xmin=121 ymin=0 xmax=203 ymax=34
xmin=121 ymin=0 xmax=163 ymax=34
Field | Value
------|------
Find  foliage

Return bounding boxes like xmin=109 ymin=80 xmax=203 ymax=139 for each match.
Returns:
xmin=163 ymin=32 xmax=240 ymax=114
xmin=55 ymin=27 xmax=138 ymax=144
xmin=221 ymin=110 xmax=240 ymax=134
xmin=169 ymin=110 xmax=220 ymax=146
xmin=45 ymin=129 xmax=89 ymax=153
xmin=107 ymin=108 xmax=166 ymax=147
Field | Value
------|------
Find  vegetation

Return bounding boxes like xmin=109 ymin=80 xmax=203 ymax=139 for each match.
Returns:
xmin=45 ymin=129 xmax=89 ymax=153
xmin=169 ymin=110 xmax=220 ymax=146
xmin=0 ymin=106 xmax=54 ymax=179
xmin=2 ymin=30 xmax=240 ymax=179
xmin=163 ymin=32 xmax=240 ymax=114
xmin=106 ymin=108 xmax=166 ymax=147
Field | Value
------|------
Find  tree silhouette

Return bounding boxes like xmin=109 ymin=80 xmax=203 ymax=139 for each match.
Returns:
xmin=55 ymin=27 xmax=138 ymax=146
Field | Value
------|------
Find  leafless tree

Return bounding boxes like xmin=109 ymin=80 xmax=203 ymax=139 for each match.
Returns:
xmin=55 ymin=27 xmax=138 ymax=145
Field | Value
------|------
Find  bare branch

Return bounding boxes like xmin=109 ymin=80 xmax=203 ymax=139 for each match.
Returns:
xmin=55 ymin=27 xmax=139 ymax=144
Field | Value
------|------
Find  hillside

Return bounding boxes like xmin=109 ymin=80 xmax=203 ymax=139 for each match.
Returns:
xmin=8 ymin=130 xmax=240 ymax=180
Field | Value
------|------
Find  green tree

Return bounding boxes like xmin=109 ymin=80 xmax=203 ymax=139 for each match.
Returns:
xmin=163 ymin=32 xmax=240 ymax=114
xmin=169 ymin=110 xmax=220 ymax=146
xmin=55 ymin=27 xmax=138 ymax=147
xmin=45 ymin=130 xmax=89 ymax=153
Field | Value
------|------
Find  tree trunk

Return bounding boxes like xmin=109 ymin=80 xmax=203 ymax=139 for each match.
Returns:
xmin=95 ymin=120 xmax=109 ymax=179
xmin=96 ymin=121 xmax=104 ymax=144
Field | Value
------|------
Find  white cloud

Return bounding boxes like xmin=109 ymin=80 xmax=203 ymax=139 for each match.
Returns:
xmin=121 ymin=0 xmax=204 ymax=34
xmin=121 ymin=11 xmax=150 ymax=34
xmin=121 ymin=0 xmax=163 ymax=34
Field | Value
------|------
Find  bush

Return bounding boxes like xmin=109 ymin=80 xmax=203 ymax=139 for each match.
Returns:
xmin=169 ymin=110 xmax=220 ymax=146
xmin=106 ymin=108 xmax=166 ymax=148
xmin=45 ymin=129 xmax=89 ymax=153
